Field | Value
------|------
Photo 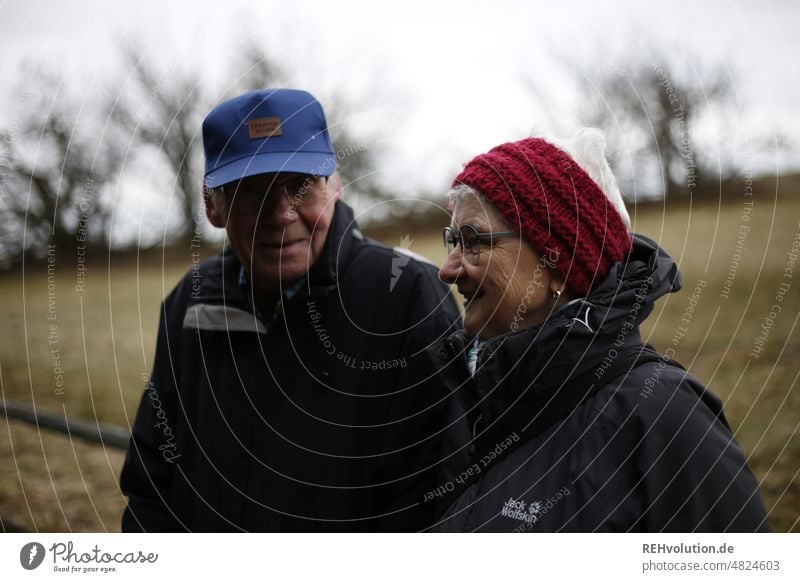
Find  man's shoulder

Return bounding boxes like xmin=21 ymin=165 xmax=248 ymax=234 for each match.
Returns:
xmin=164 ymin=249 xmax=238 ymax=307
xmin=336 ymin=235 xmax=459 ymax=327
xmin=347 ymin=236 xmax=442 ymax=282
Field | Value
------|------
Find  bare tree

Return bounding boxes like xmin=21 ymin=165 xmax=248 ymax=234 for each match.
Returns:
xmin=577 ymin=54 xmax=734 ymax=201
xmin=323 ymin=93 xmax=389 ymax=205
xmin=230 ymin=40 xmax=391 ymax=208
xmin=104 ymin=36 xmax=392 ymax=249
xmin=105 ymin=43 xmax=214 ymax=245
xmin=0 ymin=70 xmax=120 ymax=266
xmin=225 ymin=38 xmax=287 ymax=97
xmin=522 ymin=48 xmax=748 ymax=201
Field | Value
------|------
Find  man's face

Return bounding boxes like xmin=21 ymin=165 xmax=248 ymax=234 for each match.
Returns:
xmin=206 ymin=173 xmax=339 ymax=291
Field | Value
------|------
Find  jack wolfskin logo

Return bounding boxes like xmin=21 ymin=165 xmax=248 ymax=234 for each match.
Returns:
xmin=500 ymin=497 xmax=542 ymax=525
xmin=20 ymin=542 xmax=46 ymax=570
xmin=390 ymin=235 xmax=414 ymax=292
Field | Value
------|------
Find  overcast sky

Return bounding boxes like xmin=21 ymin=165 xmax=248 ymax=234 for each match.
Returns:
xmin=1 ymin=0 xmax=799 ymax=239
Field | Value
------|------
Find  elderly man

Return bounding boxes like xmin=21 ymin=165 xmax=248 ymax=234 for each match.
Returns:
xmin=120 ymin=89 xmax=461 ymax=532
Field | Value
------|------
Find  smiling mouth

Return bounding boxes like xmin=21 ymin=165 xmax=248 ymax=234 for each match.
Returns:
xmin=460 ymin=289 xmax=484 ymax=307
xmin=259 ymin=239 xmax=306 ymax=251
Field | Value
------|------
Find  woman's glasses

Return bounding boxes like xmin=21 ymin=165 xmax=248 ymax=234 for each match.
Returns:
xmin=442 ymin=224 xmax=517 ymax=264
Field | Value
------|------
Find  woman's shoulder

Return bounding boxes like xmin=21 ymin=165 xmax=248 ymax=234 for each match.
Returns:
xmin=583 ymin=355 xmax=730 ymax=456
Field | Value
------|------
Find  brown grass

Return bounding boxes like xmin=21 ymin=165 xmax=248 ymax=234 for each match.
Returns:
xmin=1 ymin=193 xmax=798 ymax=531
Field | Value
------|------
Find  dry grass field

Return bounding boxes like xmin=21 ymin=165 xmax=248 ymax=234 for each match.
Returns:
xmin=1 ymin=193 xmax=798 ymax=532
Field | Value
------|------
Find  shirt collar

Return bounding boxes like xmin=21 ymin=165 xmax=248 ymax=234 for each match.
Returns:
xmin=237 ymin=266 xmax=307 ymax=302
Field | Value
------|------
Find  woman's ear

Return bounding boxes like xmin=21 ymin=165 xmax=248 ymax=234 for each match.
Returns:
xmin=548 ymin=269 xmax=567 ymax=303
xmin=204 ymin=187 xmax=226 ymax=228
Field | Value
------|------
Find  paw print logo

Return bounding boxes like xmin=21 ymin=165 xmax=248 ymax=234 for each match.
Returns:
xmin=528 ymin=501 xmax=542 ymax=516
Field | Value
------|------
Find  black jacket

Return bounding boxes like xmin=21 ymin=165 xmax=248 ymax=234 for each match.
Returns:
xmin=430 ymin=234 xmax=770 ymax=532
xmin=120 ymin=201 xmax=461 ymax=532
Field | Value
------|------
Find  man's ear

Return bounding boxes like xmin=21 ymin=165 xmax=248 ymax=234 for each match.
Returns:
xmin=327 ymin=172 xmax=343 ymax=203
xmin=204 ymin=187 xmax=226 ymax=228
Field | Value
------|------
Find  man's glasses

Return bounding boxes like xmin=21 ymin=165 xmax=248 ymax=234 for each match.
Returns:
xmin=222 ymin=174 xmax=324 ymax=215
xmin=442 ymin=224 xmax=518 ymax=264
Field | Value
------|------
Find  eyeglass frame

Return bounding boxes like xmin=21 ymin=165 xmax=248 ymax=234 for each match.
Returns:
xmin=217 ymin=174 xmax=328 ymax=214
xmin=442 ymin=224 xmax=518 ymax=263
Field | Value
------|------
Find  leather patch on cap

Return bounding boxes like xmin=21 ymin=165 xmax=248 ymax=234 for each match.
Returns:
xmin=247 ymin=117 xmax=282 ymax=139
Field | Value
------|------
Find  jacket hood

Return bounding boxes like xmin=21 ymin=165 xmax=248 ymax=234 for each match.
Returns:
xmin=585 ymin=232 xmax=682 ymax=336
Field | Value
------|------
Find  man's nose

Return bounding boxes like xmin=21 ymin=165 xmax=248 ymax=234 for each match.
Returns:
xmin=258 ymin=192 xmax=297 ymax=227
xmin=439 ymin=247 xmax=465 ymax=285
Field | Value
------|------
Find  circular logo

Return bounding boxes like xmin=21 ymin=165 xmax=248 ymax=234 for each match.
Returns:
xmin=19 ymin=542 xmax=46 ymax=570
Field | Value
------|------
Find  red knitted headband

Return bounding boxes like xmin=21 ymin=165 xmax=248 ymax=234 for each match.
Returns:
xmin=452 ymin=137 xmax=632 ymax=297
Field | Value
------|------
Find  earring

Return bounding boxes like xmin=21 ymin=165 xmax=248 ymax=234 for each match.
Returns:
xmin=551 ymin=288 xmax=562 ymax=301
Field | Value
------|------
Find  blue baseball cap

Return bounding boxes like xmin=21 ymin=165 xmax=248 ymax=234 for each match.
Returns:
xmin=202 ymin=89 xmax=336 ymax=188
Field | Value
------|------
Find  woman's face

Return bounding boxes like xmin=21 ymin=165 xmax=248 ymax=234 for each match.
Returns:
xmin=439 ymin=193 xmax=564 ymax=339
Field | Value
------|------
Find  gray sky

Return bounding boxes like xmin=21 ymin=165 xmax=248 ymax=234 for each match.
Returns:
xmin=2 ymin=0 xmax=799 ymax=240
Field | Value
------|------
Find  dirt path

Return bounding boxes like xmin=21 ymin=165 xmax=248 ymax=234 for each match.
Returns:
xmin=0 ymin=417 xmax=126 ymax=532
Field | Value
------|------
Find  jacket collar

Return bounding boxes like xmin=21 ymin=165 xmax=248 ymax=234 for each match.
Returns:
xmin=305 ymin=200 xmax=361 ymax=295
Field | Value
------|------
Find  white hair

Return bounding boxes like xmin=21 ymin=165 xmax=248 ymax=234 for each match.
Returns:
xmin=448 ymin=127 xmax=631 ymax=229
xmin=532 ymin=127 xmax=630 ymax=228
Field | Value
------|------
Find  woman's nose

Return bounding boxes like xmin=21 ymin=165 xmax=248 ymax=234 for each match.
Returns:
xmin=439 ymin=247 xmax=465 ymax=285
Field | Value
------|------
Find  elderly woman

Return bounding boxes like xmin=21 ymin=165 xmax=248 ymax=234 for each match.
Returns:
xmin=430 ymin=131 xmax=769 ymax=532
